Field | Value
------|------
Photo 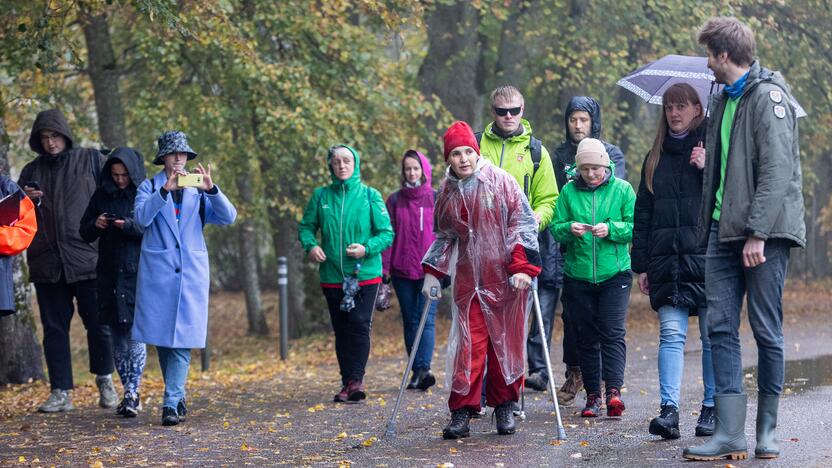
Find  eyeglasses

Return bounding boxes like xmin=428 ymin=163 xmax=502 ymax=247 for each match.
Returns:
xmin=40 ymin=133 xmax=62 ymax=142
xmin=494 ymin=106 xmax=522 ymax=117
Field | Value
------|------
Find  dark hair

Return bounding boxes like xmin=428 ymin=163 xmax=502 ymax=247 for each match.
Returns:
xmin=643 ymin=84 xmax=704 ymax=193
xmin=697 ymin=17 xmax=756 ymax=66
xmin=401 ymin=150 xmax=425 ymax=184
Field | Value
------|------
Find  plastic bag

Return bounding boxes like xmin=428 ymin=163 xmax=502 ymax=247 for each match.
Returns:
xmin=375 ymin=282 xmax=392 ymax=311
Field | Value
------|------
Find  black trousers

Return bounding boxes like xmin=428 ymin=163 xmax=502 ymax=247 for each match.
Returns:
xmin=563 ymin=271 xmax=631 ymax=395
xmin=560 ymin=291 xmax=581 ymax=368
xmin=322 ymin=284 xmax=379 ymax=386
xmin=35 ymin=278 xmax=114 ymax=390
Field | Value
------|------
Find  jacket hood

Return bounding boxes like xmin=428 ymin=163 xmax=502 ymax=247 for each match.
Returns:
xmin=563 ymin=96 xmax=602 ymax=143
xmin=101 ymin=147 xmax=147 ymax=193
xmin=483 ymin=119 xmax=533 ymax=142
xmin=327 ymin=144 xmax=361 ymax=187
xmin=400 ymin=149 xmax=433 ymax=191
xmin=28 ymin=109 xmax=76 ymax=154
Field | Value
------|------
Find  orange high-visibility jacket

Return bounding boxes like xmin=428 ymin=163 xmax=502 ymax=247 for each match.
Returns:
xmin=0 ymin=195 xmax=38 ymax=255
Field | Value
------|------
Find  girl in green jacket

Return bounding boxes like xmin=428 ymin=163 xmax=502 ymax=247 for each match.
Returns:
xmin=298 ymin=144 xmax=394 ymax=403
xmin=551 ymin=138 xmax=635 ymax=418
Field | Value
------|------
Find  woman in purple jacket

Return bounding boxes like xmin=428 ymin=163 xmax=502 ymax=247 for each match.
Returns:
xmin=382 ymin=149 xmax=437 ymax=390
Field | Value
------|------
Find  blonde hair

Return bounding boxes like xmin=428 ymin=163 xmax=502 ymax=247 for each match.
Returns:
xmin=490 ymin=85 xmax=524 ymax=107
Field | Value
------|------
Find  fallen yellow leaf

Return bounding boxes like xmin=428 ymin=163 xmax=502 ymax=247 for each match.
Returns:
xmin=338 ymin=461 xmax=351 ymax=468
xmin=361 ymin=436 xmax=377 ymax=447
xmin=549 ymin=440 xmax=562 ymax=446
xmin=240 ymin=442 xmax=251 ymax=451
xmin=18 ymin=456 xmax=25 ymax=463
xmin=580 ymin=441 xmax=589 ymax=447
xmin=449 ymin=447 xmax=458 ymax=454
xmin=223 ymin=421 xmax=230 ymax=429
xmin=92 ymin=461 xmax=104 ymax=468
xmin=335 ymin=432 xmax=347 ymax=440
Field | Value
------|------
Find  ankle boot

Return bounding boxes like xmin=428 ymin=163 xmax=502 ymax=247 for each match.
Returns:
xmin=556 ymin=366 xmax=583 ymax=406
xmin=683 ymin=393 xmax=748 ymax=461
xmin=755 ymin=393 xmax=779 ymax=459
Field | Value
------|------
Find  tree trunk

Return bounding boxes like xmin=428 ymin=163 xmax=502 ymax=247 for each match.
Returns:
xmin=80 ymin=5 xmax=127 ymax=148
xmin=234 ymin=177 xmax=267 ymax=335
xmin=0 ymin=94 xmax=45 ymax=385
xmin=418 ymin=1 xmax=485 ymax=128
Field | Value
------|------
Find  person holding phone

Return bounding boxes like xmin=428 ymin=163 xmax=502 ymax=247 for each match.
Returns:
xmin=550 ymin=138 xmax=635 ymax=419
xmin=18 ymin=108 xmax=117 ymax=413
xmin=132 ymin=131 xmax=236 ymax=426
xmin=80 ymin=147 xmax=147 ymax=418
xmin=0 ymin=176 xmax=38 ymax=317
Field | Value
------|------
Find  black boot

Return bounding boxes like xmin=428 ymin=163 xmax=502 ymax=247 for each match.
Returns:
xmin=442 ymin=409 xmax=471 ymax=439
xmin=416 ymin=370 xmax=436 ymax=391
xmin=177 ymin=399 xmax=188 ymax=422
xmin=755 ymin=394 xmax=779 ymax=459
xmin=406 ymin=371 xmax=420 ymax=390
xmin=695 ymin=405 xmax=715 ymax=436
xmin=683 ymin=393 xmax=748 ymax=461
xmin=649 ymin=405 xmax=680 ymax=439
xmin=494 ymin=402 xmax=516 ymax=435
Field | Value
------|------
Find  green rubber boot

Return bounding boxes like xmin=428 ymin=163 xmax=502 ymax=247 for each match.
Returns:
xmin=683 ymin=393 xmax=748 ymax=461
xmin=755 ymin=393 xmax=780 ymax=459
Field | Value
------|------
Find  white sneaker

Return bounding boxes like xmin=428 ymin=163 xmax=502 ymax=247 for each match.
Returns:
xmin=37 ymin=389 xmax=75 ymax=413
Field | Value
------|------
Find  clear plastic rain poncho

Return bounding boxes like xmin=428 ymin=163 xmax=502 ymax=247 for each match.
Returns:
xmin=422 ymin=158 xmax=540 ymax=395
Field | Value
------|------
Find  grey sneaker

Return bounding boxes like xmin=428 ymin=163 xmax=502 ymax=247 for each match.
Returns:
xmin=37 ymin=389 xmax=75 ymax=413
xmin=96 ymin=375 xmax=118 ymax=409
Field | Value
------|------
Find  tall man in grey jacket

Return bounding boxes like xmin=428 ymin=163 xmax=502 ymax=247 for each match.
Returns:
xmin=19 ymin=109 xmax=117 ymax=413
xmin=684 ymin=17 xmax=805 ymax=462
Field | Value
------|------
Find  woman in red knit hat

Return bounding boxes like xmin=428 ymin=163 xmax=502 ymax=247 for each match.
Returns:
xmin=422 ymin=121 xmax=541 ymax=439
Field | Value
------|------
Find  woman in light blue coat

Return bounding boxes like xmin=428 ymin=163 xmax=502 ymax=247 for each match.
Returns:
xmin=132 ymin=131 xmax=236 ymax=426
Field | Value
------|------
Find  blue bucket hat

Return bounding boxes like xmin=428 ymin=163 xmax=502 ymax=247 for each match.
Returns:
xmin=154 ymin=130 xmax=198 ymax=165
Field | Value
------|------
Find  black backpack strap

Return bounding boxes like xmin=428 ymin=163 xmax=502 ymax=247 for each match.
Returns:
xmin=529 ymin=136 xmax=542 ymax=177
xmin=91 ymin=151 xmax=102 ymax=186
xmin=474 ymin=131 xmax=483 ymax=146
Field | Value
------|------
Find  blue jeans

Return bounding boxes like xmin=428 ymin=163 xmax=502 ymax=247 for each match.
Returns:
xmin=705 ymin=222 xmax=790 ymax=395
xmin=657 ymin=305 xmax=715 ymax=408
xmin=527 ymin=286 xmax=561 ymax=377
xmin=156 ymin=347 xmax=191 ymax=408
xmin=392 ymin=277 xmax=436 ymax=371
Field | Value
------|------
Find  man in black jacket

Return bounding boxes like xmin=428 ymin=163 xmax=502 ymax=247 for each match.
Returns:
xmin=549 ymin=96 xmax=627 ymax=405
xmin=19 ymin=109 xmax=116 ymax=413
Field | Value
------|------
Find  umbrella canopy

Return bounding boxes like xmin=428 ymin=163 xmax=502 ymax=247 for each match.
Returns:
xmin=617 ymin=54 xmax=807 ymax=118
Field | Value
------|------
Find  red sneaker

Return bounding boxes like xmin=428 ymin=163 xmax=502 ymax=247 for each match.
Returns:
xmin=581 ymin=393 xmax=602 ymax=417
xmin=606 ymin=388 xmax=625 ymax=417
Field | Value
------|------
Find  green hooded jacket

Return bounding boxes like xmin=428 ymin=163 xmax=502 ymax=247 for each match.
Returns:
xmin=479 ymin=119 xmax=558 ymax=230
xmin=298 ymin=145 xmax=394 ymax=284
xmin=550 ymin=163 xmax=635 ymax=284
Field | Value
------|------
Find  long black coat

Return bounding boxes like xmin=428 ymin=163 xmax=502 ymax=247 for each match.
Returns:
xmin=79 ymin=148 xmax=145 ymax=328
xmin=631 ymin=122 xmax=707 ymax=313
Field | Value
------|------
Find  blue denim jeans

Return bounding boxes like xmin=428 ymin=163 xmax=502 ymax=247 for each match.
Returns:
xmin=392 ymin=276 xmax=437 ymax=371
xmin=156 ymin=347 xmax=191 ymax=408
xmin=527 ymin=286 xmax=561 ymax=377
xmin=657 ymin=305 xmax=715 ymax=408
xmin=705 ymin=222 xmax=790 ymax=395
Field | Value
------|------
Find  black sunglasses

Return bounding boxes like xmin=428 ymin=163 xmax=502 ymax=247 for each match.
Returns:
xmin=494 ymin=106 xmax=522 ymax=117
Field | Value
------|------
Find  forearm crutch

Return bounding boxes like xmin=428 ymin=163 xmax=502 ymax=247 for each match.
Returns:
xmin=384 ymin=286 xmax=438 ymax=438
xmin=531 ymin=279 xmax=567 ymax=440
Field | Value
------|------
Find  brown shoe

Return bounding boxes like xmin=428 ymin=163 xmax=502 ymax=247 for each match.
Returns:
xmin=346 ymin=380 xmax=366 ymax=402
xmin=556 ymin=366 xmax=583 ymax=406
xmin=334 ymin=386 xmax=349 ymax=403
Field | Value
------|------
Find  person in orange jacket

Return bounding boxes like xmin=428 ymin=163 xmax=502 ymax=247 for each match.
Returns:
xmin=0 ymin=176 xmax=37 ymax=317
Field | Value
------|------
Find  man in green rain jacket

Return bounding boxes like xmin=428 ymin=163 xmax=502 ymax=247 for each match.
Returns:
xmin=298 ymin=144 xmax=393 ymax=403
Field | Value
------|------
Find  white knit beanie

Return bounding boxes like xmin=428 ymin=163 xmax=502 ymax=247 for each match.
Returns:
xmin=575 ymin=138 xmax=610 ymax=168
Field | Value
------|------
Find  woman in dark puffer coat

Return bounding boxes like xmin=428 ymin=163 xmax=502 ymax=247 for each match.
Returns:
xmin=632 ymin=83 xmax=715 ymax=440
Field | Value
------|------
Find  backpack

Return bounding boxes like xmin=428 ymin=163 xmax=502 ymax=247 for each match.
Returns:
xmin=475 ymin=131 xmax=543 ymax=198
xmin=150 ymin=178 xmax=207 ymax=226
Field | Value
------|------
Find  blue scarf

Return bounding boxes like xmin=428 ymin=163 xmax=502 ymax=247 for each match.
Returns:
xmin=724 ymin=70 xmax=750 ymax=99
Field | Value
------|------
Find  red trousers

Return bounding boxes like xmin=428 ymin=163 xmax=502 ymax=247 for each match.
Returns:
xmin=448 ymin=298 xmax=522 ymax=412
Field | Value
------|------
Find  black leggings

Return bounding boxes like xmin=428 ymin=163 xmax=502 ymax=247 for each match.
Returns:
xmin=322 ymin=284 xmax=379 ymax=385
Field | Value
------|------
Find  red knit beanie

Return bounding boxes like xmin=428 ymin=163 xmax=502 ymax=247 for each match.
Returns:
xmin=443 ymin=121 xmax=479 ymax=161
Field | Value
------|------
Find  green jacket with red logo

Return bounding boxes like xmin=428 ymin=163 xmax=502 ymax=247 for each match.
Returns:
xmin=298 ymin=145 xmax=394 ymax=284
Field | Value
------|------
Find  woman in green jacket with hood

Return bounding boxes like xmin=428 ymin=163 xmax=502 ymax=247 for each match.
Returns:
xmin=298 ymin=145 xmax=394 ymax=403
xmin=551 ymin=138 xmax=635 ymax=419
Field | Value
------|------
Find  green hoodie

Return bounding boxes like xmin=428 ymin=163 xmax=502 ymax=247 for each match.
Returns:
xmin=298 ymin=145 xmax=394 ymax=284
xmin=479 ymin=119 xmax=558 ymax=230
xmin=550 ymin=163 xmax=635 ymax=284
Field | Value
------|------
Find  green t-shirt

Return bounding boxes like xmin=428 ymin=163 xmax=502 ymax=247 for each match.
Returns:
xmin=713 ymin=96 xmax=740 ymax=222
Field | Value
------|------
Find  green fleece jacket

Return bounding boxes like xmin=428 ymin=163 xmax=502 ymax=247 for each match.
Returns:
xmin=479 ymin=119 xmax=558 ymax=230
xmin=550 ymin=164 xmax=635 ymax=284
xmin=298 ymin=145 xmax=394 ymax=284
